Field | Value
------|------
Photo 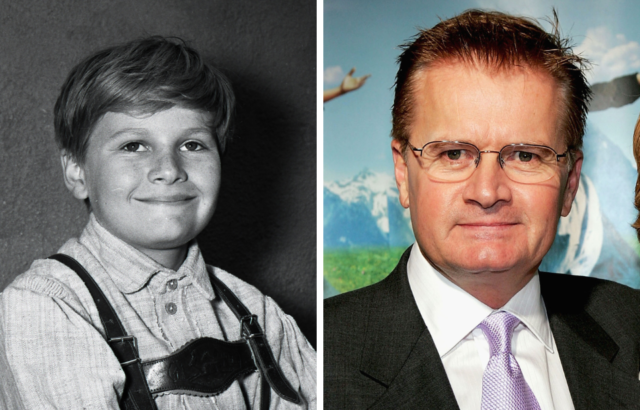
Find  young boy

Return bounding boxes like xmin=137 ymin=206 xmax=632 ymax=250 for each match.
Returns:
xmin=0 ymin=37 xmax=316 ymax=409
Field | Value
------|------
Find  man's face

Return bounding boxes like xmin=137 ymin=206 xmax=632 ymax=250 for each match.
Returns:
xmin=392 ymin=62 xmax=582 ymax=279
xmin=66 ymin=106 xmax=221 ymax=258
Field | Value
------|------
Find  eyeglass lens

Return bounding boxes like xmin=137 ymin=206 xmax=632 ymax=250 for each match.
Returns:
xmin=417 ymin=142 xmax=561 ymax=183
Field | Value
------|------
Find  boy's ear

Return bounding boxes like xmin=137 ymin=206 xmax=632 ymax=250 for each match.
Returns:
xmin=61 ymin=152 xmax=89 ymax=200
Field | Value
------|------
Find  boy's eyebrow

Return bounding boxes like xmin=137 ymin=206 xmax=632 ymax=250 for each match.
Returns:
xmin=106 ymin=127 xmax=213 ymax=140
xmin=181 ymin=127 xmax=214 ymax=137
xmin=107 ymin=128 xmax=149 ymax=139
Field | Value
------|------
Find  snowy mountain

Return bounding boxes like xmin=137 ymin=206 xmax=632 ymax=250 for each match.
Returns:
xmin=324 ymin=170 xmax=414 ymax=248
xmin=323 ymin=161 xmax=640 ymax=288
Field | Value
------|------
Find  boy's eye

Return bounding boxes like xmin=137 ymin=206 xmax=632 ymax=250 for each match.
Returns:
xmin=181 ymin=141 xmax=205 ymax=152
xmin=122 ymin=142 xmax=147 ymax=152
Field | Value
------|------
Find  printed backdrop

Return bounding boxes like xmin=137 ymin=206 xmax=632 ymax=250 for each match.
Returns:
xmin=324 ymin=0 xmax=640 ymax=297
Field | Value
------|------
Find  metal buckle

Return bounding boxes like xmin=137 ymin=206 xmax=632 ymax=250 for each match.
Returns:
xmin=240 ymin=314 xmax=257 ymax=326
xmin=119 ymin=357 xmax=141 ymax=366
xmin=108 ymin=335 xmax=140 ymax=366
xmin=240 ymin=315 xmax=264 ymax=339
xmin=108 ymin=335 xmax=138 ymax=349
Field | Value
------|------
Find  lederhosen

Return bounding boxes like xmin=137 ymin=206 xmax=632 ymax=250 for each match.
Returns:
xmin=48 ymin=254 xmax=302 ymax=410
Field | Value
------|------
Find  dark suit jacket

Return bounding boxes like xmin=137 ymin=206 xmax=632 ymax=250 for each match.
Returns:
xmin=324 ymin=248 xmax=640 ymax=409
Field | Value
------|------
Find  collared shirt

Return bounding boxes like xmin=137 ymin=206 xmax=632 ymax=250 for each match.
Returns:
xmin=0 ymin=214 xmax=316 ymax=409
xmin=0 ymin=308 xmax=24 ymax=410
xmin=406 ymin=243 xmax=574 ymax=410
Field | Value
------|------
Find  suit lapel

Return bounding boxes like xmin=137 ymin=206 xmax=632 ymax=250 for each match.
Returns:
xmin=540 ymin=272 xmax=620 ymax=410
xmin=355 ymin=266 xmax=636 ymax=410
xmin=360 ymin=251 xmax=460 ymax=410
xmin=366 ymin=329 xmax=461 ymax=410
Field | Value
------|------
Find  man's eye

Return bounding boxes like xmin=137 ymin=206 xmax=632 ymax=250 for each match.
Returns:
xmin=516 ymin=151 xmax=535 ymax=162
xmin=446 ymin=150 xmax=462 ymax=160
xmin=122 ymin=142 xmax=146 ymax=152
xmin=181 ymin=141 xmax=204 ymax=151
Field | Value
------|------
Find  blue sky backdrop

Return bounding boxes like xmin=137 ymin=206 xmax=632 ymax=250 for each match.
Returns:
xmin=324 ymin=0 xmax=640 ymax=182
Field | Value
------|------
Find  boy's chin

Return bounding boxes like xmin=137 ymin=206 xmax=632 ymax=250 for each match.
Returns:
xmin=132 ymin=229 xmax=200 ymax=251
xmin=94 ymin=212 xmax=210 ymax=255
xmin=127 ymin=232 xmax=198 ymax=266
xmin=112 ymin=224 xmax=203 ymax=253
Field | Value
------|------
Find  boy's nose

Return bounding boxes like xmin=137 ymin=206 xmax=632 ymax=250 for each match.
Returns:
xmin=148 ymin=151 xmax=187 ymax=184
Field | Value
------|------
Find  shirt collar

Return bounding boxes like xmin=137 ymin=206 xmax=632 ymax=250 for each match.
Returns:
xmin=406 ymin=243 xmax=553 ymax=358
xmin=501 ymin=269 xmax=553 ymax=353
xmin=78 ymin=213 xmax=214 ymax=299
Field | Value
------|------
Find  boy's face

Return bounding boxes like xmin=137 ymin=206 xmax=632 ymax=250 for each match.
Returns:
xmin=65 ymin=106 xmax=220 ymax=259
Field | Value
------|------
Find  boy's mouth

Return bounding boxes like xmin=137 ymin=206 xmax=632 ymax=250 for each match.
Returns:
xmin=135 ymin=194 xmax=196 ymax=204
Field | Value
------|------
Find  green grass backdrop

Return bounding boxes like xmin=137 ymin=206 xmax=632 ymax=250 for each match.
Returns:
xmin=324 ymin=247 xmax=408 ymax=294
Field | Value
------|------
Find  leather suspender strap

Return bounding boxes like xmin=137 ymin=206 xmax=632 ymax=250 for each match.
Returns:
xmin=48 ymin=254 xmax=157 ymax=410
xmin=142 ymin=337 xmax=257 ymax=395
xmin=49 ymin=253 xmax=300 ymax=409
xmin=260 ymin=371 xmax=271 ymax=410
xmin=207 ymin=269 xmax=302 ymax=405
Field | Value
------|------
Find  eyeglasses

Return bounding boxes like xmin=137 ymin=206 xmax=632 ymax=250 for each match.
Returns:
xmin=408 ymin=140 xmax=570 ymax=184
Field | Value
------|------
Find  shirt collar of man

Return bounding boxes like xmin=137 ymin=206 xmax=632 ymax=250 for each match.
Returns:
xmin=406 ymin=242 xmax=554 ymax=358
xmin=77 ymin=213 xmax=214 ymax=299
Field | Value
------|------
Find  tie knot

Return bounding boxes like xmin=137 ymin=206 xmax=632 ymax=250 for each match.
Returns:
xmin=478 ymin=311 xmax=520 ymax=356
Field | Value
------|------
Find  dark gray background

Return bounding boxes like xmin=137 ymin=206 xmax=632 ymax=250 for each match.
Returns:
xmin=0 ymin=0 xmax=316 ymax=345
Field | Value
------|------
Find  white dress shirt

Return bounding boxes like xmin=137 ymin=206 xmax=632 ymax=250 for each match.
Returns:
xmin=406 ymin=243 xmax=574 ymax=410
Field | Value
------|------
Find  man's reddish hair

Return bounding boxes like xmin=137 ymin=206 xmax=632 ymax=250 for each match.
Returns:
xmin=392 ymin=10 xmax=590 ymax=153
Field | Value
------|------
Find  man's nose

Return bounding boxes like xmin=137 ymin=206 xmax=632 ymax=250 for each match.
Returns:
xmin=461 ymin=153 xmax=512 ymax=208
xmin=148 ymin=150 xmax=187 ymax=184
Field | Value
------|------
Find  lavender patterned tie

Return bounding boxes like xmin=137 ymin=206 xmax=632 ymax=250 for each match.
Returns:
xmin=478 ymin=311 xmax=541 ymax=410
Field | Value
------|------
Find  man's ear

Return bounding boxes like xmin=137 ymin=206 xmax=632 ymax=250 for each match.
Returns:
xmin=392 ymin=139 xmax=410 ymax=209
xmin=61 ymin=152 xmax=89 ymax=200
xmin=561 ymin=151 xmax=583 ymax=217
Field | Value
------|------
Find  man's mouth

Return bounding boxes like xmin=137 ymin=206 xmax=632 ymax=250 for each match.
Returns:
xmin=456 ymin=221 xmax=520 ymax=232
xmin=458 ymin=222 xmax=518 ymax=227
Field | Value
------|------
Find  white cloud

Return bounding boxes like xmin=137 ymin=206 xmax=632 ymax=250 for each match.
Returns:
xmin=324 ymin=66 xmax=344 ymax=85
xmin=575 ymin=26 xmax=640 ymax=83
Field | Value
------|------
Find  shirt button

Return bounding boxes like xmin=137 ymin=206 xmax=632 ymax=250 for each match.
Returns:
xmin=165 ymin=303 xmax=177 ymax=315
xmin=167 ymin=279 xmax=178 ymax=290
